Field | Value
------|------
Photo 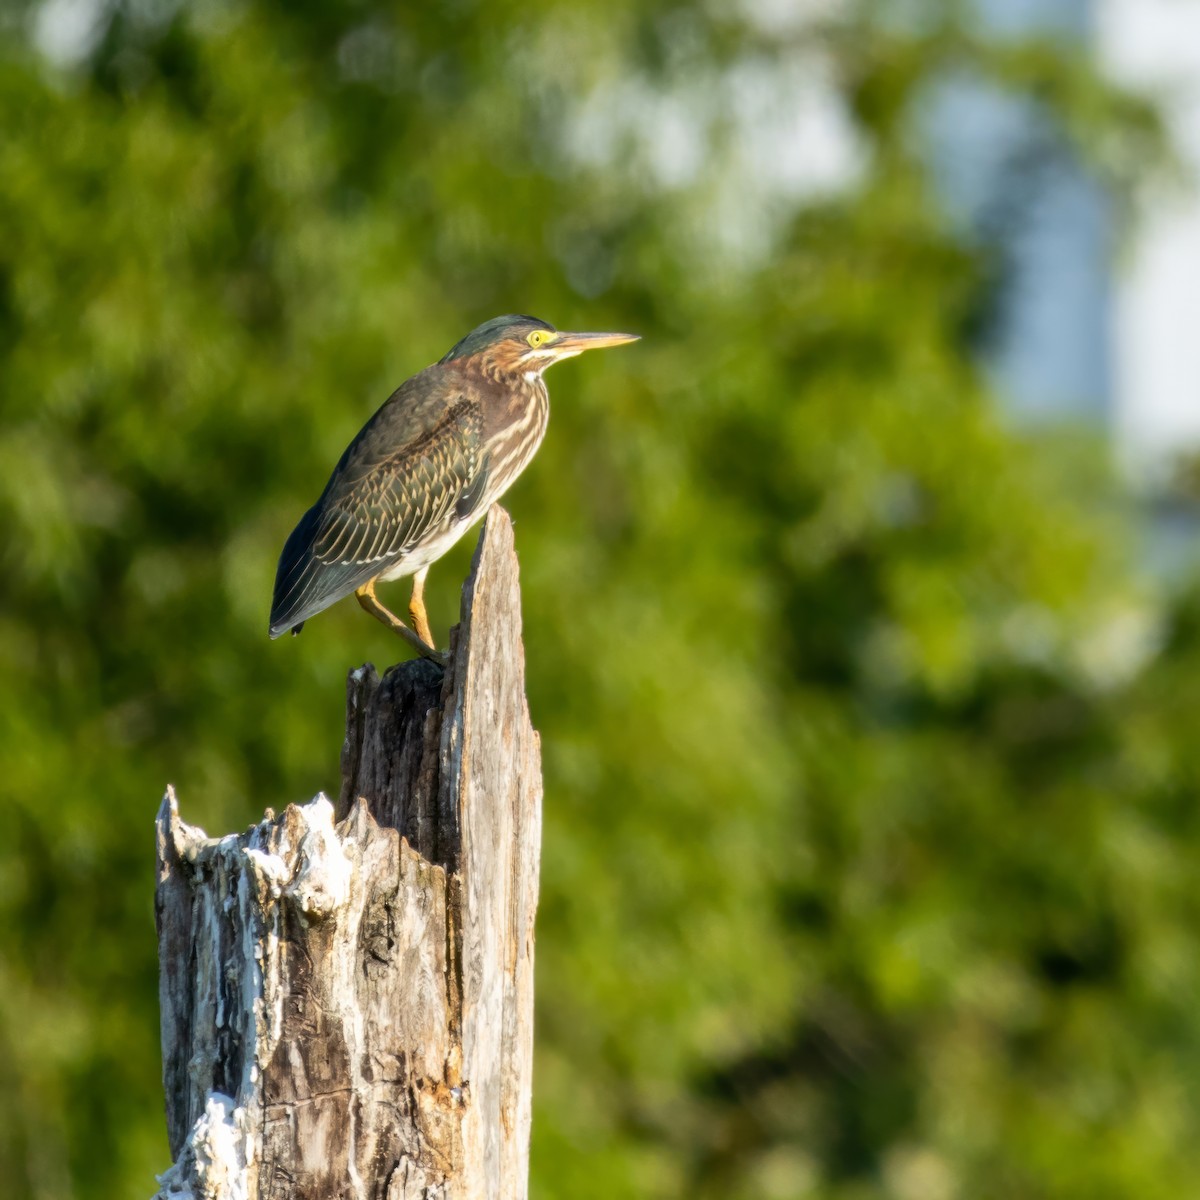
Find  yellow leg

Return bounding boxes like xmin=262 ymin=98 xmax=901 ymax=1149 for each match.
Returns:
xmin=408 ymin=568 xmax=434 ymax=649
xmin=355 ymin=577 xmax=446 ymax=665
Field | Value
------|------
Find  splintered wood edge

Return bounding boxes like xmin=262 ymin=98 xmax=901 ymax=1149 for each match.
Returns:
xmin=456 ymin=505 xmax=520 ymax=660
xmin=156 ymin=784 xmax=215 ymax=879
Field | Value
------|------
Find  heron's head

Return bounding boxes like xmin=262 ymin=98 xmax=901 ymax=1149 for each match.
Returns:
xmin=441 ymin=314 xmax=639 ymax=376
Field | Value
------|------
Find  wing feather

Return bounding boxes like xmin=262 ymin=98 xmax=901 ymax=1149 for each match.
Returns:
xmin=269 ymin=398 xmax=486 ymax=637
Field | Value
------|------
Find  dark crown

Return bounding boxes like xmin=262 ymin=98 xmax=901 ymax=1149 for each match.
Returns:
xmin=441 ymin=315 xmax=555 ymax=363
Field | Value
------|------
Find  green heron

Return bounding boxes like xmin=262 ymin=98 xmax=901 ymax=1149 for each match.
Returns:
xmin=269 ymin=314 xmax=638 ymax=661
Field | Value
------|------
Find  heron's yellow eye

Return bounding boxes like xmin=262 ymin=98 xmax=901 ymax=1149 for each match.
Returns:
xmin=527 ymin=330 xmax=552 ymax=348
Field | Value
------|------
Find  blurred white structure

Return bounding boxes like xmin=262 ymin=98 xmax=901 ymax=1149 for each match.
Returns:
xmin=1100 ymin=0 xmax=1200 ymax=477
xmin=928 ymin=0 xmax=1200 ymax=482
xmin=926 ymin=0 xmax=1108 ymax=426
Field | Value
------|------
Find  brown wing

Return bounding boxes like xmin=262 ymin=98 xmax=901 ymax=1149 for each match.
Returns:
xmin=269 ymin=398 xmax=486 ymax=636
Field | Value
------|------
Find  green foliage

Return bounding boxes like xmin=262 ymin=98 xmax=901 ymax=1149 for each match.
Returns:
xmin=0 ymin=2 xmax=1194 ymax=1197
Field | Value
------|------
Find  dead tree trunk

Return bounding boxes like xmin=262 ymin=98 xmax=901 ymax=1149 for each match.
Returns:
xmin=153 ymin=508 xmax=542 ymax=1200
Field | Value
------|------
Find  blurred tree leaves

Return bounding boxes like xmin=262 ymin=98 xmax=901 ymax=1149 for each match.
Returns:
xmin=0 ymin=2 xmax=1195 ymax=1198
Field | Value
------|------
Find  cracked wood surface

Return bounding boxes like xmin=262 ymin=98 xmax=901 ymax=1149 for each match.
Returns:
xmin=153 ymin=508 xmax=542 ymax=1200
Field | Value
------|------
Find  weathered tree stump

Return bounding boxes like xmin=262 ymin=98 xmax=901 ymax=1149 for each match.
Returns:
xmin=153 ymin=508 xmax=542 ymax=1200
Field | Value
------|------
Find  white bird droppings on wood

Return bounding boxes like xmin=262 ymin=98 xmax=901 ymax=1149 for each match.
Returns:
xmin=154 ymin=1093 xmax=249 ymax=1200
xmin=285 ymin=795 xmax=354 ymax=922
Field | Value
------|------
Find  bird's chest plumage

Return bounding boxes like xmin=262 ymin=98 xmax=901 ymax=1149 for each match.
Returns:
xmin=481 ymin=379 xmax=550 ymax=497
xmin=378 ymin=381 xmax=549 ymax=581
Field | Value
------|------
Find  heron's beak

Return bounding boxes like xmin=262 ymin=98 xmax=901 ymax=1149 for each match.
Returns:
xmin=551 ymin=330 xmax=641 ymax=358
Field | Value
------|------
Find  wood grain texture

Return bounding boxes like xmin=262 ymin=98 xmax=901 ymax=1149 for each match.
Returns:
xmin=154 ymin=507 xmax=542 ymax=1200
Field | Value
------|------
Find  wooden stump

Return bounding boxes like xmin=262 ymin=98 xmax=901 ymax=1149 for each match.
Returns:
xmin=153 ymin=508 xmax=542 ymax=1200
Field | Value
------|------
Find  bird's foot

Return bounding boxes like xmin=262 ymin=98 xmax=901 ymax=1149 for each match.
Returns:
xmin=391 ymin=621 xmax=448 ymax=668
xmin=356 ymin=581 xmax=448 ymax=669
xmin=410 ymin=635 xmax=450 ymax=668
